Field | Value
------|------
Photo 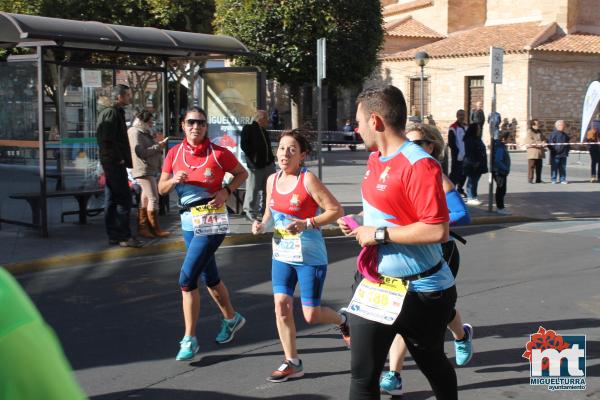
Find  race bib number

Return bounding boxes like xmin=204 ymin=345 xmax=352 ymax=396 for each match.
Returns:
xmin=191 ymin=204 xmax=229 ymax=236
xmin=272 ymin=228 xmax=303 ymax=263
xmin=346 ymin=276 xmax=408 ymax=325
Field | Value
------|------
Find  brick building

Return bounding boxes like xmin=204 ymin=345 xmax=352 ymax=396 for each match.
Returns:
xmin=376 ymin=0 xmax=600 ymax=143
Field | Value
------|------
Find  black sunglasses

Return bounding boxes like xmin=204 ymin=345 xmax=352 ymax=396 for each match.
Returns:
xmin=412 ymin=139 xmax=431 ymax=146
xmin=185 ymin=119 xmax=207 ymax=127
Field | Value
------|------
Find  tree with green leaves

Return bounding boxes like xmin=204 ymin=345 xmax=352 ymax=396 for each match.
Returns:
xmin=214 ymin=0 xmax=383 ymax=127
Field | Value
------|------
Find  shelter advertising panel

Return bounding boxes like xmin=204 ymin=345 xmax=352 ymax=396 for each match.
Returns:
xmin=200 ymin=67 xmax=264 ymax=165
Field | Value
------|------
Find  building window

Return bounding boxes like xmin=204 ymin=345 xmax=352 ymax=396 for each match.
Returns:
xmin=466 ymin=76 xmax=484 ymax=121
xmin=410 ymin=77 xmax=429 ymax=118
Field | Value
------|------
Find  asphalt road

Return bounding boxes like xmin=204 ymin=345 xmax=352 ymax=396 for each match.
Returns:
xmin=16 ymin=220 xmax=600 ymax=400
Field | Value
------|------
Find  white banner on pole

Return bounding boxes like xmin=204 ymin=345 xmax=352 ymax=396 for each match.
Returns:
xmin=580 ymin=80 xmax=600 ymax=141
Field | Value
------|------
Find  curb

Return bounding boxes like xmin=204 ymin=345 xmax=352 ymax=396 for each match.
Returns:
xmin=0 ymin=213 xmax=565 ymax=274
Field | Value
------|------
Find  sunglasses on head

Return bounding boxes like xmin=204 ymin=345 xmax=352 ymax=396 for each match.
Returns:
xmin=185 ymin=119 xmax=207 ymax=127
xmin=412 ymin=139 xmax=431 ymax=146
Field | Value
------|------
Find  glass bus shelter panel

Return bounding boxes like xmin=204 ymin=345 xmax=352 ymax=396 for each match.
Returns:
xmin=0 ymin=61 xmax=43 ymax=225
xmin=49 ymin=66 xmax=115 ymax=192
xmin=123 ymin=70 xmax=164 ymax=136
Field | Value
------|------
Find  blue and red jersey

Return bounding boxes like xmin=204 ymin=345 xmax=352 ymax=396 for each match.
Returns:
xmin=361 ymin=141 xmax=454 ymax=292
xmin=163 ymin=139 xmax=239 ymax=230
xmin=269 ymin=168 xmax=327 ymax=265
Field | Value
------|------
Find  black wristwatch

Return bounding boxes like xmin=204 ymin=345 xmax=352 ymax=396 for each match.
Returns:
xmin=374 ymin=227 xmax=388 ymax=244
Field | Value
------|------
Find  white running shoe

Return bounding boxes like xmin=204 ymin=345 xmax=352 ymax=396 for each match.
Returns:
xmin=496 ymin=208 xmax=511 ymax=215
xmin=466 ymin=198 xmax=482 ymax=206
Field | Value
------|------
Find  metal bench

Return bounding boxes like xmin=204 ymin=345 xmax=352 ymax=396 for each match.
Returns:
xmin=1 ymin=189 xmax=104 ymax=228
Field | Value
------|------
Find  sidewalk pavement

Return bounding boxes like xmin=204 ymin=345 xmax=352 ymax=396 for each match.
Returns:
xmin=1 ymin=150 xmax=599 ymax=273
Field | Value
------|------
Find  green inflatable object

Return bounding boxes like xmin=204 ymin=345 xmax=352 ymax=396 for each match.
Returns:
xmin=0 ymin=268 xmax=86 ymax=400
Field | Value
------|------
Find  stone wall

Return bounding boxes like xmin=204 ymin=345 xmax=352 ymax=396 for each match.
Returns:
xmin=529 ymin=51 xmax=600 ymax=141
xmin=378 ymin=52 xmax=530 ymax=144
xmin=573 ymin=0 xmax=600 ymax=34
xmin=448 ymin=0 xmax=486 ymax=32
xmin=385 ymin=0 xmax=449 ymax=35
xmin=486 ymin=0 xmax=559 ymax=26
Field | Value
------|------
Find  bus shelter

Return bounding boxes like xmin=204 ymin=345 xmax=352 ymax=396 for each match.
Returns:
xmin=0 ymin=13 xmax=250 ymax=236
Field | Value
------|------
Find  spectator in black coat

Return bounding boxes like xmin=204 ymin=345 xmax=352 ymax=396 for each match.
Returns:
xmin=462 ymin=123 xmax=488 ymax=205
xmin=96 ymin=85 xmax=142 ymax=248
xmin=240 ymin=109 xmax=276 ymax=221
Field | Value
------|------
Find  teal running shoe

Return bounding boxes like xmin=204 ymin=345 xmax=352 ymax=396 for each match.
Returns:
xmin=380 ymin=371 xmax=402 ymax=395
xmin=176 ymin=336 xmax=199 ymax=361
xmin=455 ymin=323 xmax=474 ymax=366
xmin=215 ymin=312 xmax=246 ymax=344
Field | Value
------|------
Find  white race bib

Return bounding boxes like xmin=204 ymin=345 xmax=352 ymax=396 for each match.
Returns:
xmin=346 ymin=276 xmax=408 ymax=325
xmin=191 ymin=204 xmax=229 ymax=236
xmin=272 ymin=228 xmax=303 ymax=263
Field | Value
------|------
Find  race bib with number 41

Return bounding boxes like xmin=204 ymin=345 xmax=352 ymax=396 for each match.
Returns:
xmin=346 ymin=276 xmax=408 ymax=325
xmin=191 ymin=204 xmax=229 ymax=236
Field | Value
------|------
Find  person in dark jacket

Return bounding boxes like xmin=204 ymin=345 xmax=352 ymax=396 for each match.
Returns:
xmin=469 ymin=101 xmax=485 ymax=136
xmin=493 ymin=131 xmax=512 ymax=214
xmin=96 ymin=84 xmax=142 ymax=247
xmin=585 ymin=126 xmax=600 ymax=182
xmin=448 ymin=109 xmax=468 ymax=196
xmin=462 ymin=123 xmax=488 ymax=205
xmin=240 ymin=109 xmax=276 ymax=221
xmin=547 ymin=120 xmax=570 ymax=184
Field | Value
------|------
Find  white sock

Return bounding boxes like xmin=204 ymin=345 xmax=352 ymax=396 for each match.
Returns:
xmin=287 ymin=358 xmax=300 ymax=366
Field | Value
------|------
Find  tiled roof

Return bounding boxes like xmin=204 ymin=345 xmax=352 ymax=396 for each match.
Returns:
xmin=535 ymin=33 xmax=600 ymax=53
xmin=385 ymin=16 xmax=445 ymax=39
xmin=383 ymin=22 xmax=547 ymax=61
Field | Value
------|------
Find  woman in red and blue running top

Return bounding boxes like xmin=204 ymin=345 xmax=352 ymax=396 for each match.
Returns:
xmin=252 ymin=129 xmax=348 ymax=383
xmin=158 ymin=107 xmax=248 ymax=362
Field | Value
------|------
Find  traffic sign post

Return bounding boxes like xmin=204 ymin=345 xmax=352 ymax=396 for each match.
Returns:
xmin=317 ymin=38 xmax=326 ymax=179
xmin=488 ymin=47 xmax=503 ymax=212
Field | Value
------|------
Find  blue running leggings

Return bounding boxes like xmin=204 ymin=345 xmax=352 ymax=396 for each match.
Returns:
xmin=179 ymin=231 xmax=224 ymax=291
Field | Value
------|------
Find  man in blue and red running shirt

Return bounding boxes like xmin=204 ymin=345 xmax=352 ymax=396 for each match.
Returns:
xmin=338 ymin=85 xmax=457 ymax=400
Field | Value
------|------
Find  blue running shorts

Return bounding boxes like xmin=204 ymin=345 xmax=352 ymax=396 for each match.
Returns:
xmin=271 ymin=259 xmax=327 ymax=307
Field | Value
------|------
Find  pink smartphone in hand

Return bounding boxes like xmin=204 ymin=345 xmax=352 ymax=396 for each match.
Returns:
xmin=342 ymin=215 xmax=360 ymax=230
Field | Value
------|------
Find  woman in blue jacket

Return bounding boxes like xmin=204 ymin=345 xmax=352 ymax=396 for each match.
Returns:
xmin=493 ymin=131 xmax=512 ymax=214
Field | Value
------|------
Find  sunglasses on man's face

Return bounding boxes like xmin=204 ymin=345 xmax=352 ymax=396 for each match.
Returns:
xmin=185 ymin=119 xmax=207 ymax=127
xmin=412 ymin=139 xmax=431 ymax=147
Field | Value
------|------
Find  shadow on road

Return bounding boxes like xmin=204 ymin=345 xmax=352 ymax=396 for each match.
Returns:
xmin=91 ymin=389 xmax=332 ymax=400
xmin=195 ymin=345 xmax=348 ymax=368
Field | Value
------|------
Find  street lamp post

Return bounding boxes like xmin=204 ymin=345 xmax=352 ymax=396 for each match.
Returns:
xmin=415 ymin=51 xmax=429 ymax=121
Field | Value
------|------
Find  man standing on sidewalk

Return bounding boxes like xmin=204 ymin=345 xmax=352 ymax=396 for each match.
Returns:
xmin=547 ymin=120 xmax=570 ymax=184
xmin=96 ymin=84 xmax=142 ymax=247
xmin=448 ymin=109 xmax=468 ymax=196
xmin=240 ymin=109 xmax=275 ymax=221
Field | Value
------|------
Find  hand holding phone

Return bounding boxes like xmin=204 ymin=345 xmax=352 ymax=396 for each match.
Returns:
xmin=341 ymin=215 xmax=360 ymax=230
